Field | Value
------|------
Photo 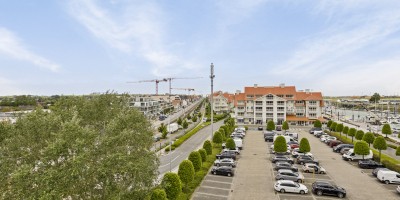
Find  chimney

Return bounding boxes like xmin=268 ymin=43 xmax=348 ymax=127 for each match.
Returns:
xmin=254 ymin=84 xmax=258 ymax=88
xmin=279 ymin=83 xmax=285 ymax=88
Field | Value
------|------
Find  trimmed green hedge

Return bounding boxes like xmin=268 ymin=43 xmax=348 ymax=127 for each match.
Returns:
xmin=172 ymin=122 xmax=211 ymax=148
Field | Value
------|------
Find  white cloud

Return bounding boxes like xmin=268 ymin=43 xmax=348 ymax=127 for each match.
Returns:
xmin=0 ymin=28 xmax=60 ymax=72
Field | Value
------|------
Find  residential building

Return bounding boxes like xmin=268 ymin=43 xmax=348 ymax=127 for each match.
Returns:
xmin=234 ymin=84 xmax=324 ymax=126
xmin=212 ymin=91 xmax=234 ymax=114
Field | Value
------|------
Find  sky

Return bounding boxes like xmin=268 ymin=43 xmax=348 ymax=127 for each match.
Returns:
xmin=1 ymin=0 xmax=400 ymax=96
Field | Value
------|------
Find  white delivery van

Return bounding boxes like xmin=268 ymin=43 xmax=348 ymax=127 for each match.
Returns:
xmin=284 ymin=132 xmax=298 ymax=139
xmin=273 ymin=135 xmax=295 ymax=143
xmin=377 ymin=170 xmax=400 ymax=184
xmin=234 ymin=138 xmax=243 ymax=150
xmin=342 ymin=149 xmax=373 ymax=161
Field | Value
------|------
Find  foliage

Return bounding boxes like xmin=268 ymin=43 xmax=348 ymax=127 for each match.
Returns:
xmin=218 ymin=128 xmax=226 ymax=140
xmin=225 ymin=138 xmax=236 ymax=150
xmin=161 ymin=172 xmax=182 ymax=200
xmin=314 ymin=120 xmax=322 ymax=128
xmin=178 ymin=160 xmax=195 ymax=190
xmin=203 ymin=140 xmax=212 ymax=155
xmin=244 ymin=126 xmax=249 ymax=130
xmin=266 ymin=120 xmax=275 ymax=131
xmin=396 ymin=146 xmax=400 ymax=156
xmin=161 ymin=129 xmax=168 ymax=139
xmin=177 ymin=117 xmax=182 ymax=125
xmin=335 ymin=123 xmax=344 ymax=136
xmin=182 ymin=120 xmax=189 ymax=129
xmin=381 ymin=124 xmax=392 ymax=137
xmin=151 ymin=189 xmax=167 ymax=200
xmin=158 ymin=123 xmax=167 ymax=133
xmin=172 ymin=122 xmax=211 ymax=148
xmin=212 ymin=131 xmax=223 ymax=144
xmin=274 ymin=136 xmax=287 ymax=153
xmin=188 ymin=151 xmax=202 ymax=172
xmin=355 ymin=130 xmax=364 ymax=140
xmin=192 ymin=115 xmax=197 ymax=122
xmin=362 ymin=132 xmax=375 ymax=147
xmin=198 ymin=149 xmax=207 ymax=162
xmin=369 ymin=92 xmax=381 ymax=103
xmin=0 ymin=93 xmax=159 ymax=199
xmin=327 ymin=120 xmax=333 ymax=128
xmin=373 ymin=136 xmax=387 ymax=163
xmin=330 ymin=122 xmax=337 ymax=131
xmin=282 ymin=121 xmax=289 ymax=131
xmin=0 ymin=95 xmax=37 ymax=107
xmin=354 ymin=141 xmax=370 ymax=160
xmin=343 ymin=126 xmax=349 ymax=135
xmin=299 ymin=138 xmax=311 ymax=154
xmin=348 ymin=128 xmax=357 ymax=142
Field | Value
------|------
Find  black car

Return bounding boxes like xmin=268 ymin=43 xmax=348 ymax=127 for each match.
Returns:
xmin=216 ymin=151 xmax=236 ymax=160
xmin=271 ymin=155 xmax=294 ymax=164
xmin=309 ymin=127 xmax=322 ymax=134
xmin=211 ymin=166 xmax=234 ymax=177
xmin=264 ymin=131 xmax=275 ymax=142
xmin=274 ymin=162 xmax=298 ymax=172
xmin=312 ymin=181 xmax=346 ymax=198
xmin=258 ymin=126 xmax=263 ymax=131
xmin=333 ymin=144 xmax=354 ymax=153
xmin=372 ymin=168 xmax=390 ymax=177
xmin=297 ymin=155 xmax=319 ymax=165
xmin=315 ymin=132 xmax=326 ymax=138
xmin=358 ymin=160 xmax=384 ymax=169
xmin=276 ymin=126 xmax=282 ymax=131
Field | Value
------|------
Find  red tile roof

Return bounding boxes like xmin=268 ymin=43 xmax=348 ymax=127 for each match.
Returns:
xmin=244 ymin=86 xmax=297 ymax=95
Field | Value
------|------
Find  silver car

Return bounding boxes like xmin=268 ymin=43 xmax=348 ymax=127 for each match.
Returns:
xmin=275 ymin=169 xmax=305 ymax=183
xmin=302 ymin=163 xmax=326 ymax=174
xmin=214 ymin=158 xmax=236 ymax=167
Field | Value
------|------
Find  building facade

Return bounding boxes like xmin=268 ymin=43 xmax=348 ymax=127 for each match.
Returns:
xmin=234 ymin=84 xmax=324 ymax=126
xmin=212 ymin=91 xmax=234 ymax=114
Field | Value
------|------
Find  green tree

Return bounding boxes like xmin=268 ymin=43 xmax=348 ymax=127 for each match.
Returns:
xmin=355 ymin=130 xmax=364 ymax=140
xmin=188 ymin=151 xmax=202 ymax=172
xmin=192 ymin=115 xmax=197 ymax=122
xmin=203 ymin=140 xmax=212 ymax=155
xmin=336 ymin=123 xmax=344 ymax=137
xmin=161 ymin=128 xmax=168 ymax=139
xmin=348 ymin=128 xmax=357 ymax=143
xmin=198 ymin=149 xmax=207 ymax=162
xmin=381 ymin=124 xmax=392 ymax=138
xmin=330 ymin=122 xmax=337 ymax=131
xmin=182 ymin=120 xmax=189 ymax=129
xmin=219 ymin=128 xmax=226 ymax=139
xmin=177 ymin=117 xmax=182 ymax=125
xmin=151 ymin=189 xmax=167 ymax=200
xmin=282 ymin=121 xmax=289 ymax=132
xmin=158 ymin=123 xmax=167 ymax=134
xmin=343 ymin=126 xmax=349 ymax=135
xmin=354 ymin=141 xmax=370 ymax=160
xmin=225 ymin=138 xmax=236 ymax=150
xmin=369 ymin=92 xmax=381 ymax=103
xmin=0 ymin=93 xmax=159 ymax=199
xmin=178 ymin=160 xmax=195 ymax=192
xmin=396 ymin=146 xmax=400 ymax=156
xmin=299 ymin=138 xmax=311 ymax=155
xmin=314 ymin=120 xmax=322 ymax=128
xmin=274 ymin=136 xmax=287 ymax=153
xmin=266 ymin=120 xmax=275 ymax=131
xmin=327 ymin=120 xmax=333 ymax=129
xmin=373 ymin=136 xmax=387 ymax=163
xmin=362 ymin=132 xmax=375 ymax=147
xmin=161 ymin=172 xmax=182 ymax=200
xmin=212 ymin=131 xmax=223 ymax=144
xmin=197 ymin=112 xmax=202 ymax=119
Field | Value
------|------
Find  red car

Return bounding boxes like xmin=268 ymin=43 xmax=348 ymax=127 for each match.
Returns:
xmin=288 ymin=141 xmax=299 ymax=149
xmin=328 ymin=140 xmax=342 ymax=148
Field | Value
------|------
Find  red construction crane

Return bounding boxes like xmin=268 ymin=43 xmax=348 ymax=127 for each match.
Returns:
xmin=127 ymin=78 xmax=167 ymax=95
xmin=171 ymin=88 xmax=195 ymax=95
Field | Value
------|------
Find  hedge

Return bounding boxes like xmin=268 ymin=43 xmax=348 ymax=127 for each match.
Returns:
xmin=172 ymin=122 xmax=211 ymax=148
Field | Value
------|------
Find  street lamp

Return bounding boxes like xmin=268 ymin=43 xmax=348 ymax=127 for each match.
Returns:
xmin=210 ymin=63 xmax=215 ymax=138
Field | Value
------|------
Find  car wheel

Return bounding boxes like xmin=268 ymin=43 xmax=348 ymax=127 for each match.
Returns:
xmin=300 ymin=162 xmax=304 ymax=165
xmin=227 ymin=173 xmax=232 ymax=177
xmin=280 ymin=189 xmax=285 ymax=193
xmin=385 ymin=180 xmax=390 ymax=184
xmin=338 ymin=192 xmax=344 ymax=198
xmin=320 ymin=171 xmax=325 ymax=174
xmin=300 ymin=190 xmax=305 ymax=195
xmin=213 ymin=171 xmax=216 ymax=175
xmin=305 ymin=170 xmax=309 ymax=173
xmin=316 ymin=190 xmax=323 ymax=196
xmin=297 ymin=179 xmax=302 ymax=183
xmin=217 ymin=164 xmax=220 ymax=167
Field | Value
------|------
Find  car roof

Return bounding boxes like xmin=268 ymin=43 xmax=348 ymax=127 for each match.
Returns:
xmin=314 ymin=181 xmax=332 ymax=186
xmin=277 ymin=180 xmax=296 ymax=184
xmin=278 ymin=169 xmax=295 ymax=173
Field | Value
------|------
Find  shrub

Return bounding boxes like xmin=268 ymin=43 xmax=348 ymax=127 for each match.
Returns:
xmin=212 ymin=131 xmax=223 ymax=144
xmin=299 ymin=138 xmax=310 ymax=154
xmin=177 ymin=117 xmax=182 ymax=125
xmin=382 ymin=124 xmax=392 ymax=137
xmin=355 ymin=130 xmax=364 ymax=140
xmin=314 ymin=120 xmax=322 ymax=128
xmin=188 ymin=151 xmax=202 ymax=172
xmin=362 ymin=132 xmax=375 ymax=147
xmin=282 ymin=121 xmax=289 ymax=132
xmin=198 ymin=149 xmax=207 ymax=162
xmin=396 ymin=146 xmax=400 ymax=156
xmin=373 ymin=136 xmax=387 ymax=163
xmin=354 ymin=141 xmax=370 ymax=160
xmin=266 ymin=120 xmax=275 ymax=131
xmin=178 ymin=160 xmax=195 ymax=191
xmin=343 ymin=126 xmax=349 ymax=135
xmin=182 ymin=120 xmax=189 ymax=129
xmin=327 ymin=120 xmax=333 ymax=129
xmin=161 ymin=172 xmax=182 ymax=200
xmin=150 ymin=189 xmax=167 ymax=200
xmin=203 ymin=140 xmax=212 ymax=155
xmin=335 ymin=123 xmax=344 ymax=136
xmin=244 ymin=126 xmax=249 ymax=130
xmin=225 ymin=138 xmax=236 ymax=150
xmin=330 ymin=122 xmax=337 ymax=131
xmin=348 ymin=128 xmax=356 ymax=142
xmin=192 ymin=115 xmax=197 ymax=122
xmin=274 ymin=136 xmax=287 ymax=153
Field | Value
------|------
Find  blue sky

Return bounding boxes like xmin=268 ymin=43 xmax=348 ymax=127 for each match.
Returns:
xmin=1 ymin=0 xmax=400 ymax=96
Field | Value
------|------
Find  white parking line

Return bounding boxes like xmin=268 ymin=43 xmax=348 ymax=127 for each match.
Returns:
xmin=194 ymin=191 xmax=229 ymax=198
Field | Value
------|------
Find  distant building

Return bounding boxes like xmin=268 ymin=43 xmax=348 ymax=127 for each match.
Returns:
xmin=211 ymin=91 xmax=234 ymax=114
xmin=234 ymin=84 xmax=324 ymax=126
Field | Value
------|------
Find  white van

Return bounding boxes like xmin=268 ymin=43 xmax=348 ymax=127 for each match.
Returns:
xmin=342 ymin=149 xmax=373 ymax=161
xmin=234 ymin=138 xmax=243 ymax=150
xmin=273 ymin=135 xmax=295 ymax=144
xmin=284 ymin=132 xmax=298 ymax=139
xmin=377 ymin=170 xmax=400 ymax=184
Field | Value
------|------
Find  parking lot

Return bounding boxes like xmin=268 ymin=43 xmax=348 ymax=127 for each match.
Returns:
xmin=192 ymin=175 xmax=233 ymax=200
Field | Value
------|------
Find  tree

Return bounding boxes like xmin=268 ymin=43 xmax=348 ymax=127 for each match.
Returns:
xmin=203 ymin=140 xmax=212 ymax=155
xmin=354 ymin=141 xmax=370 ymax=160
xmin=178 ymin=160 xmax=195 ymax=192
xmin=219 ymin=128 xmax=226 ymax=139
xmin=158 ymin=123 xmax=167 ymax=134
xmin=177 ymin=117 xmax=182 ymax=125
xmin=282 ymin=121 xmax=289 ymax=132
xmin=314 ymin=120 xmax=322 ymax=128
xmin=212 ymin=131 xmax=223 ymax=144
xmin=299 ymin=138 xmax=311 ymax=155
xmin=225 ymin=138 xmax=236 ymax=150
xmin=161 ymin=172 xmax=182 ymax=200
xmin=369 ymin=92 xmax=381 ymax=103
xmin=197 ymin=112 xmax=202 ymax=119
xmin=266 ymin=120 xmax=275 ymax=131
xmin=336 ymin=123 xmax=344 ymax=137
xmin=396 ymin=146 xmax=400 ymax=156
xmin=151 ymin=189 xmax=167 ymax=200
xmin=161 ymin=128 xmax=168 ymax=139
xmin=192 ymin=115 xmax=197 ymax=122
xmin=373 ymin=136 xmax=387 ymax=163
xmin=355 ymin=130 xmax=365 ymax=140
xmin=362 ymin=132 xmax=375 ymax=147
xmin=198 ymin=149 xmax=207 ymax=162
xmin=188 ymin=151 xmax=202 ymax=172
xmin=274 ymin=136 xmax=287 ymax=153
xmin=343 ymin=126 xmax=349 ymax=135
xmin=182 ymin=120 xmax=189 ymax=129
xmin=0 ymin=93 xmax=159 ymax=199
xmin=330 ymin=122 xmax=337 ymax=131
xmin=381 ymin=124 xmax=392 ymax=138
xmin=348 ymin=128 xmax=357 ymax=143
xmin=327 ymin=120 xmax=333 ymax=129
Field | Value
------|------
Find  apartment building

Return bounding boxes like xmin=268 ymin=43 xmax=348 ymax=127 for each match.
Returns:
xmin=212 ymin=91 xmax=234 ymax=114
xmin=234 ymin=84 xmax=324 ymax=126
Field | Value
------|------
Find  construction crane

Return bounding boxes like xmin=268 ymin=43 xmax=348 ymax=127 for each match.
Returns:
xmin=171 ymin=88 xmax=195 ymax=95
xmin=164 ymin=77 xmax=202 ymax=95
xmin=127 ymin=78 xmax=167 ymax=95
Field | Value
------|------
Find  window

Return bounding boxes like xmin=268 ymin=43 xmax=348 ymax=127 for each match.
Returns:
xmin=286 ymin=95 xmax=293 ymax=98
xmin=266 ymin=94 xmax=274 ymax=99
xmin=309 ymin=113 xmax=317 ymax=118
xmin=277 ymin=101 xmax=285 ymax=105
xmin=277 ymin=95 xmax=284 ymax=98
xmin=296 ymin=101 xmax=303 ymax=104
xmin=266 ymin=101 xmax=273 ymax=105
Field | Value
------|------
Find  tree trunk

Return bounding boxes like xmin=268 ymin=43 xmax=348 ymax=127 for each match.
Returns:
xmin=379 ymin=150 xmax=381 ymax=163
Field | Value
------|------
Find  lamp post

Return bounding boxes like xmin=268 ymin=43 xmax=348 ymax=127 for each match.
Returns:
xmin=210 ymin=63 xmax=215 ymax=138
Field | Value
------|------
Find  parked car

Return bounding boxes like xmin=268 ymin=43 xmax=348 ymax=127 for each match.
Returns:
xmin=214 ymin=158 xmax=236 ymax=167
xmin=216 ymin=151 xmax=236 ymax=160
xmin=377 ymin=170 xmax=400 ymax=184
xmin=271 ymin=155 xmax=294 ymax=164
xmin=320 ymin=135 xmax=330 ymax=142
xmin=291 ymin=149 xmax=313 ymax=158
xmin=297 ymin=155 xmax=319 ymax=165
xmin=309 ymin=127 xmax=322 ymax=134
xmin=342 ymin=149 xmax=373 ymax=161
xmin=270 ymin=144 xmax=291 ymax=154
xmin=264 ymin=131 xmax=275 ymax=142
xmin=302 ymin=163 xmax=326 ymax=174
xmin=287 ymin=141 xmax=299 ymax=149
xmin=275 ymin=169 xmax=305 ymax=183
xmin=340 ymin=147 xmax=352 ymax=155
xmin=211 ymin=166 xmax=234 ymax=177
xmin=230 ymin=133 xmax=244 ymax=139
xmin=315 ymin=132 xmax=327 ymax=138
xmin=312 ymin=181 xmax=346 ymax=198
xmin=328 ymin=140 xmax=342 ymax=147
xmin=258 ymin=126 xmax=263 ymax=131
xmin=222 ymin=148 xmax=240 ymax=155
xmin=372 ymin=168 xmax=390 ymax=177
xmin=324 ymin=136 xmax=337 ymax=144
xmin=333 ymin=144 xmax=354 ymax=153
xmin=274 ymin=162 xmax=298 ymax=172
xmin=358 ymin=160 xmax=384 ymax=169
xmin=276 ymin=126 xmax=282 ymax=131
xmin=274 ymin=180 xmax=308 ymax=194
xmin=397 ymin=185 xmax=400 ymax=194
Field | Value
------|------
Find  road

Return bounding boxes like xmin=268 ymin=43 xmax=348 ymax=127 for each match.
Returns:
xmin=158 ymin=120 xmax=224 ymax=176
